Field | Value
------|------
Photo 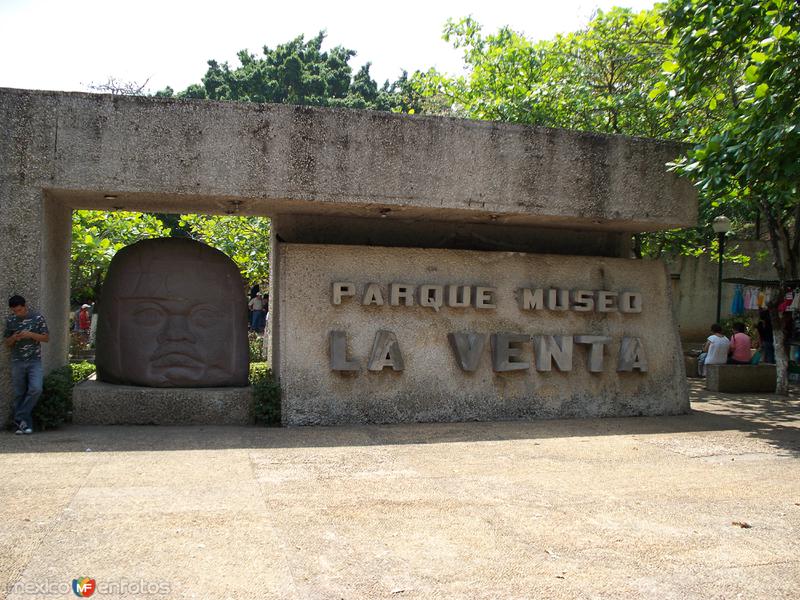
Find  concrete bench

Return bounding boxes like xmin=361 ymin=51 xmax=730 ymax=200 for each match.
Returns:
xmin=705 ymin=364 xmax=776 ymax=393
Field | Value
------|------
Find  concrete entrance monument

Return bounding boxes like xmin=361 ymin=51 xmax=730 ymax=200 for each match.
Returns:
xmin=0 ymin=88 xmax=696 ymax=426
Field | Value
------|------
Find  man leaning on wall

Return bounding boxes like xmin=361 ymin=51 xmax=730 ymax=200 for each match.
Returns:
xmin=3 ymin=295 xmax=49 ymax=434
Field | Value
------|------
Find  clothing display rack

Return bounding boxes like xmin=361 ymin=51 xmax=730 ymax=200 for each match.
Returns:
xmin=722 ymin=277 xmax=800 ymax=380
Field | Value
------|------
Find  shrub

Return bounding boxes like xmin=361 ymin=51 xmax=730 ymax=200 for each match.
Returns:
xmin=32 ymin=361 xmax=95 ymax=431
xmin=250 ymin=362 xmax=281 ymax=426
xmin=71 ymin=361 xmax=96 ymax=383
xmin=248 ymin=331 xmax=264 ymax=362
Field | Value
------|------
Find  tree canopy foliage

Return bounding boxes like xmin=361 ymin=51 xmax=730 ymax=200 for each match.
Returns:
xmin=659 ymin=0 xmax=799 ymax=279
xmin=178 ymin=214 xmax=272 ymax=287
xmin=415 ymin=9 xmax=676 ymax=137
xmin=156 ymin=31 xmax=422 ymax=113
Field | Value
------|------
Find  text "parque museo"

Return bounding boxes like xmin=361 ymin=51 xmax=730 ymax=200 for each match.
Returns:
xmin=332 ymin=282 xmax=643 ymax=313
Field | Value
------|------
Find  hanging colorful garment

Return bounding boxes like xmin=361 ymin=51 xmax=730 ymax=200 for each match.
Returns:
xmin=751 ymin=287 xmax=760 ymax=309
xmin=731 ymin=285 xmax=746 ymax=315
xmin=744 ymin=287 xmax=753 ymax=310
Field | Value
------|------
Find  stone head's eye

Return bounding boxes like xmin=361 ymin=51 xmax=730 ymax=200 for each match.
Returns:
xmin=190 ymin=308 xmax=215 ymax=328
xmin=133 ymin=306 xmax=165 ymax=326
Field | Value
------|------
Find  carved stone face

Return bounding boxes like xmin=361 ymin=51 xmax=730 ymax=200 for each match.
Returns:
xmin=96 ymin=238 xmax=249 ymax=388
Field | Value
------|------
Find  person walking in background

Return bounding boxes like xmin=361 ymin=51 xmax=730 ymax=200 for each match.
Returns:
xmin=728 ymin=322 xmax=753 ymax=364
xmin=248 ymin=293 xmax=265 ymax=332
xmin=78 ymin=303 xmax=91 ymax=344
xmin=697 ymin=323 xmax=729 ymax=377
xmin=756 ymin=310 xmax=775 ymax=364
xmin=3 ymin=295 xmax=49 ymax=434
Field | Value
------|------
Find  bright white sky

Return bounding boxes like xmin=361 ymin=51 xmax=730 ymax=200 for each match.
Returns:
xmin=0 ymin=0 xmax=656 ymax=94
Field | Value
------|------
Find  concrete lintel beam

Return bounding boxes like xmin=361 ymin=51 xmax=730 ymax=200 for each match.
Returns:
xmin=1 ymin=88 xmax=696 ymax=232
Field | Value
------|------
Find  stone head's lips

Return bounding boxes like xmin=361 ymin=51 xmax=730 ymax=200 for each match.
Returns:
xmin=150 ymin=349 xmax=204 ymax=369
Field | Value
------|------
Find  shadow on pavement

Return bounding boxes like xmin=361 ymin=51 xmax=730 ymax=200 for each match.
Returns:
xmin=0 ymin=379 xmax=797 ymax=455
xmin=686 ymin=378 xmax=800 ymax=457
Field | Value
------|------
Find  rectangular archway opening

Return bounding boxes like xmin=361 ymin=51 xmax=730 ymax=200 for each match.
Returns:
xmin=38 ymin=192 xmax=277 ymax=426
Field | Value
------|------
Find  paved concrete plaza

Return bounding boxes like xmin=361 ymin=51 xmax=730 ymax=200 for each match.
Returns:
xmin=2 ymin=381 xmax=798 ymax=599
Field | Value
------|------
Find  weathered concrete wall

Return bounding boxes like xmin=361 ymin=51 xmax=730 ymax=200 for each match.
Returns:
xmin=668 ymin=240 xmax=775 ymax=341
xmin=278 ymin=244 xmax=688 ymax=425
xmin=41 ymin=197 xmax=71 ymax=373
xmin=0 ymin=192 xmax=71 ymax=424
xmin=0 ymin=91 xmax=64 ymax=423
xmin=1 ymin=87 xmax=694 ymax=230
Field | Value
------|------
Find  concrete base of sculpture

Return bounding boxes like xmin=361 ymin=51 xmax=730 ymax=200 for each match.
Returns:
xmin=72 ymin=381 xmax=253 ymax=425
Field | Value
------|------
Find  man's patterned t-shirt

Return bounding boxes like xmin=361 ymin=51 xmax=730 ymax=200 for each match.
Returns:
xmin=4 ymin=312 xmax=49 ymax=362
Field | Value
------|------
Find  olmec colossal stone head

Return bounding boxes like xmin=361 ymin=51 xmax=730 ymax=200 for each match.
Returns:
xmin=96 ymin=238 xmax=249 ymax=388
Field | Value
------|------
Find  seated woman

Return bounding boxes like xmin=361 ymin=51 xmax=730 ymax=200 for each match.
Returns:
xmin=697 ymin=323 xmax=730 ymax=377
xmin=728 ymin=322 xmax=753 ymax=364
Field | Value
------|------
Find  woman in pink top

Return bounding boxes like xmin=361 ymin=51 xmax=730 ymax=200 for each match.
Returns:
xmin=728 ymin=322 xmax=753 ymax=364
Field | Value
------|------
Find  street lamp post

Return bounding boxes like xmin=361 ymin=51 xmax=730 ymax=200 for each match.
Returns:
xmin=712 ymin=216 xmax=731 ymax=324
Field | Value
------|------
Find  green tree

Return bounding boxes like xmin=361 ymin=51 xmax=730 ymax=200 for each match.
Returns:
xmin=156 ymin=31 xmax=423 ymax=113
xmin=414 ymin=9 xmax=678 ymax=135
xmin=178 ymin=215 xmax=272 ymax=287
xmin=71 ymin=211 xmax=171 ymax=304
xmin=659 ymin=0 xmax=800 ymax=393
